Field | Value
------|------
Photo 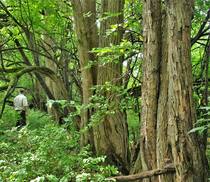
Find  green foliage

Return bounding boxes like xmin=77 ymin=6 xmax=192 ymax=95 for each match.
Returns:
xmin=0 ymin=106 xmax=23 ymax=131
xmin=78 ymin=83 xmax=140 ymax=144
xmin=189 ymin=106 xmax=210 ymax=135
xmin=127 ymin=109 xmax=140 ymax=141
xmin=0 ymin=110 xmax=118 ymax=181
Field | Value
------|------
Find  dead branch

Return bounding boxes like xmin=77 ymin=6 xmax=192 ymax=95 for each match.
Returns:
xmin=108 ymin=163 xmax=175 ymax=182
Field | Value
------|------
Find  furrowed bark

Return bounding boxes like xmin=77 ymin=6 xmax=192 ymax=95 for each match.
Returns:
xmin=93 ymin=0 xmax=129 ymax=174
xmin=134 ymin=0 xmax=161 ymax=179
xmin=71 ymin=0 xmax=98 ymax=148
xmin=166 ymin=0 xmax=208 ymax=181
xmin=133 ymin=0 xmax=208 ymax=181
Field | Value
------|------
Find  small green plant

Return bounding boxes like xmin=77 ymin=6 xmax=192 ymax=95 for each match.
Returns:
xmin=189 ymin=106 xmax=210 ymax=135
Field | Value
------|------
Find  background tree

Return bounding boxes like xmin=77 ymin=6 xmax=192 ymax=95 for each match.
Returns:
xmin=71 ymin=0 xmax=129 ymax=172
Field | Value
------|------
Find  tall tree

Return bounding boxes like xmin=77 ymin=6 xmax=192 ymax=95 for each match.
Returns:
xmin=134 ymin=0 xmax=208 ymax=181
xmin=71 ymin=0 xmax=129 ymax=173
xmin=71 ymin=0 xmax=98 ymax=147
xmin=93 ymin=0 xmax=129 ymax=173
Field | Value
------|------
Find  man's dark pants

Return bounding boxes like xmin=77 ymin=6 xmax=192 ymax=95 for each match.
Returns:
xmin=16 ymin=110 xmax=26 ymax=127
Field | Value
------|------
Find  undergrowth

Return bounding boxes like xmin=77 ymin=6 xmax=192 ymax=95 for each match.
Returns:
xmin=0 ymin=107 xmax=117 ymax=182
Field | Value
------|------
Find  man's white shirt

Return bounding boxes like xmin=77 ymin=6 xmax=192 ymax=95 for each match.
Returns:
xmin=14 ymin=94 xmax=28 ymax=111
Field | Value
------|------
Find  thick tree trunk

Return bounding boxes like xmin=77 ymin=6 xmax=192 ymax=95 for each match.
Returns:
xmin=71 ymin=0 xmax=98 ymax=147
xmin=43 ymin=10 xmax=69 ymax=101
xmin=71 ymin=1 xmax=129 ymax=173
xmin=164 ymin=0 xmax=208 ymax=181
xmin=133 ymin=0 xmax=161 ymax=180
xmin=139 ymin=0 xmax=161 ymax=172
xmin=45 ymin=60 xmax=68 ymax=100
xmin=93 ymin=0 xmax=129 ymax=174
xmin=156 ymin=6 xmax=174 ymax=182
xmin=134 ymin=0 xmax=208 ymax=181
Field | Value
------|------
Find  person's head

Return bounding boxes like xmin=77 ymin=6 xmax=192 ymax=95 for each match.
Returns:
xmin=19 ymin=89 xmax=25 ymax=94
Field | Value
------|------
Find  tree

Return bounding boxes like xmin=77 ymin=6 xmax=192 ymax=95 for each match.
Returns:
xmin=93 ymin=0 xmax=129 ymax=173
xmin=71 ymin=0 xmax=98 ymax=147
xmin=133 ymin=0 xmax=208 ymax=181
xmin=71 ymin=0 xmax=129 ymax=173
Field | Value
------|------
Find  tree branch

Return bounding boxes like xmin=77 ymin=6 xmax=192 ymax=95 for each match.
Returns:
xmin=1 ymin=46 xmax=56 ymax=61
xmin=0 ymin=67 xmax=23 ymax=73
xmin=14 ymin=38 xmax=55 ymax=99
xmin=109 ymin=164 xmax=175 ymax=182
xmin=0 ymin=1 xmax=26 ymax=31
xmin=191 ymin=9 xmax=210 ymax=46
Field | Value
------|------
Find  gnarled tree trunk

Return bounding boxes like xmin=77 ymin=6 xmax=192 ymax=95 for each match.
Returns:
xmin=71 ymin=0 xmax=129 ymax=173
xmin=71 ymin=0 xmax=98 ymax=147
xmin=134 ymin=0 xmax=208 ymax=181
xmin=93 ymin=0 xmax=129 ymax=174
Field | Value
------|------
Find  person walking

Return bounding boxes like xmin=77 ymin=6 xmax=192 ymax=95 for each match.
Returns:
xmin=14 ymin=89 xmax=28 ymax=128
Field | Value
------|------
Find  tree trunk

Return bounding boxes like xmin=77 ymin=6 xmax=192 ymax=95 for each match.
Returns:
xmin=164 ymin=0 xmax=208 ymax=181
xmin=43 ymin=16 xmax=69 ymax=122
xmin=71 ymin=0 xmax=129 ymax=173
xmin=71 ymin=0 xmax=98 ymax=147
xmin=93 ymin=0 xmax=129 ymax=174
xmin=156 ymin=5 xmax=174 ymax=182
xmin=134 ymin=0 xmax=208 ymax=181
xmin=43 ymin=10 xmax=69 ymax=101
xmin=140 ymin=0 xmax=161 ymax=172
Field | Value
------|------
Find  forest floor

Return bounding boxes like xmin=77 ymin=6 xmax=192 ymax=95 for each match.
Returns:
xmin=0 ymin=107 xmax=119 ymax=181
xmin=0 ymin=107 xmax=210 ymax=181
